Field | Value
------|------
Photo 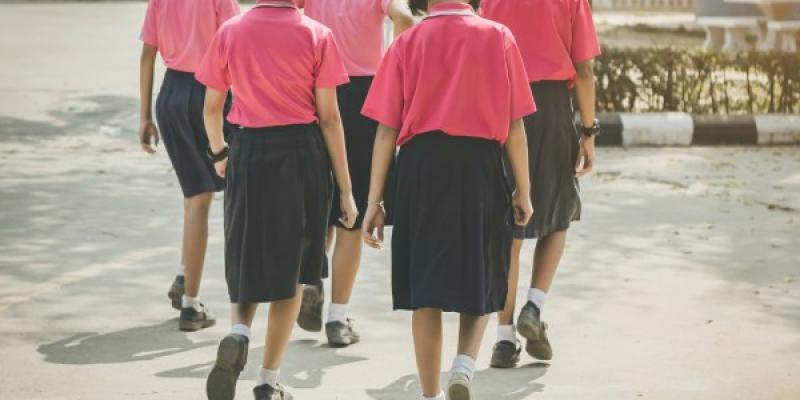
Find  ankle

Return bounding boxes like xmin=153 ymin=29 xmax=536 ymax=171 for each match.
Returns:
xmin=327 ymin=302 xmax=349 ymax=323
xmin=256 ymin=367 xmax=279 ymax=388
xmin=182 ymin=295 xmax=202 ymax=311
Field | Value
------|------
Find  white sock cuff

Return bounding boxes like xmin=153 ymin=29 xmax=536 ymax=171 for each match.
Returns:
xmin=327 ymin=303 xmax=349 ymax=323
xmin=176 ymin=266 xmax=185 ymax=276
xmin=182 ymin=295 xmax=201 ymax=311
xmin=451 ymin=354 xmax=476 ymax=381
xmin=257 ymin=367 xmax=280 ymax=387
xmin=421 ymin=391 xmax=445 ymax=400
xmin=496 ymin=324 xmax=517 ymax=343
xmin=527 ymin=288 xmax=547 ymax=310
xmin=230 ymin=323 xmax=251 ymax=339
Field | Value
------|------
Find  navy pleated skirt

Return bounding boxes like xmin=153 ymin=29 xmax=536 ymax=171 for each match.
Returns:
xmin=224 ymin=124 xmax=332 ymax=303
xmin=329 ymin=76 xmax=395 ymax=229
xmin=391 ymin=132 xmax=513 ymax=316
xmin=508 ymin=80 xmax=582 ymax=239
xmin=155 ymin=69 xmax=231 ymax=198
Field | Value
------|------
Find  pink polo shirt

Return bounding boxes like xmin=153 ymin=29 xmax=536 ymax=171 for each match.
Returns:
xmin=299 ymin=0 xmax=392 ymax=76
xmin=195 ymin=2 xmax=350 ymax=128
xmin=481 ymin=0 xmax=600 ymax=83
xmin=361 ymin=2 xmax=536 ymax=146
xmin=140 ymin=0 xmax=240 ymax=73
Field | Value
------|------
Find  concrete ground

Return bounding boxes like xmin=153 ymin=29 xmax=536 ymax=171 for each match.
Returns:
xmin=1 ymin=3 xmax=799 ymax=400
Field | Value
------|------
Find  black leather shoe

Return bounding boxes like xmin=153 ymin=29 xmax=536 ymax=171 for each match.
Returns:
xmin=490 ymin=340 xmax=522 ymax=368
xmin=168 ymin=275 xmax=185 ymax=310
xmin=326 ymin=319 xmax=360 ymax=347
xmin=179 ymin=303 xmax=216 ymax=332
xmin=516 ymin=302 xmax=552 ymax=360
xmin=207 ymin=334 xmax=249 ymax=400
xmin=253 ymin=383 xmax=293 ymax=400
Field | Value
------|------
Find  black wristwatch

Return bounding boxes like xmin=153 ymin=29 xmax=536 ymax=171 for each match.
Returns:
xmin=582 ymin=119 xmax=601 ymax=137
xmin=207 ymin=145 xmax=229 ymax=163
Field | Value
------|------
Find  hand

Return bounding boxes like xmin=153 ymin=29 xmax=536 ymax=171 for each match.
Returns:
xmin=512 ymin=191 xmax=533 ymax=227
xmin=139 ymin=119 xmax=160 ymax=154
xmin=338 ymin=192 xmax=359 ymax=229
xmin=575 ymin=135 xmax=596 ymax=177
xmin=362 ymin=202 xmax=386 ymax=249
xmin=214 ymin=158 xmax=227 ymax=178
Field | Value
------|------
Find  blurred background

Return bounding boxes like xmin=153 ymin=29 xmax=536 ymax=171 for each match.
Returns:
xmin=0 ymin=1 xmax=798 ymax=400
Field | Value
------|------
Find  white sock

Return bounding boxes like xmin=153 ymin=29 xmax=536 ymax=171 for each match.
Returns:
xmin=450 ymin=354 xmax=476 ymax=382
xmin=327 ymin=303 xmax=348 ymax=323
xmin=496 ymin=324 xmax=517 ymax=344
xmin=256 ymin=367 xmax=279 ymax=388
xmin=182 ymin=295 xmax=202 ymax=311
xmin=176 ymin=265 xmax=185 ymax=277
xmin=421 ymin=391 xmax=445 ymax=400
xmin=527 ymin=288 xmax=547 ymax=311
xmin=230 ymin=323 xmax=251 ymax=339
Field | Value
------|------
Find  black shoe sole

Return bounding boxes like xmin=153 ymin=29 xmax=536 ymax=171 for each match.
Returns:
xmin=168 ymin=280 xmax=184 ymax=311
xmin=180 ymin=318 xmax=216 ymax=332
xmin=517 ymin=321 xmax=552 ymax=360
xmin=297 ymin=285 xmax=323 ymax=332
xmin=326 ymin=335 xmax=360 ymax=348
xmin=489 ymin=355 xmax=519 ymax=369
xmin=447 ymin=381 xmax=472 ymax=400
xmin=207 ymin=336 xmax=247 ymax=400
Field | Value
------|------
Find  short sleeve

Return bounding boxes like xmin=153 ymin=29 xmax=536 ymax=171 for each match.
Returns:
xmin=314 ymin=30 xmax=350 ymax=88
xmin=361 ymin=44 xmax=403 ymax=129
xmin=380 ymin=0 xmax=392 ymax=14
xmin=195 ymin=30 xmax=232 ymax=92
xmin=570 ymin=0 xmax=601 ymax=63
xmin=505 ymin=32 xmax=536 ymax=120
xmin=216 ymin=0 xmax=241 ymax=27
xmin=140 ymin=0 xmax=159 ymax=46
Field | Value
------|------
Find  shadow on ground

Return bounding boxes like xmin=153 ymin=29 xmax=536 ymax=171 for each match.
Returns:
xmin=36 ymin=319 xmax=214 ymax=364
xmin=155 ymin=339 xmax=367 ymax=389
xmin=365 ymin=364 xmax=547 ymax=400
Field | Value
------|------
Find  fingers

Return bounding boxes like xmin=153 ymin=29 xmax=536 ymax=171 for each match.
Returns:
xmin=363 ymin=224 xmax=382 ymax=249
xmin=215 ymin=159 xmax=227 ymax=178
xmin=576 ymin=153 xmax=593 ymax=177
xmin=141 ymin=141 xmax=156 ymax=154
xmin=574 ymin=147 xmax=584 ymax=171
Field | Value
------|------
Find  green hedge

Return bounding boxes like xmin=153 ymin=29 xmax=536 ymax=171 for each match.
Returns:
xmin=594 ymin=47 xmax=800 ymax=114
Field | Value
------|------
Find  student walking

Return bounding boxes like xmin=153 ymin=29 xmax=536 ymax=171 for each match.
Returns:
xmin=295 ymin=0 xmax=415 ymax=347
xmin=361 ymin=1 xmax=534 ymax=399
xmin=481 ymin=0 xmax=601 ymax=368
xmin=138 ymin=0 xmax=240 ymax=331
xmin=196 ymin=1 xmax=357 ymax=399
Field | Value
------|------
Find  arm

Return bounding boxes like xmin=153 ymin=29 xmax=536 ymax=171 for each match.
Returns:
xmin=138 ymin=44 xmax=159 ymax=153
xmin=362 ymin=123 xmax=398 ymax=248
xmin=203 ymin=87 xmax=228 ymax=177
xmin=574 ymin=59 xmax=596 ymax=177
xmin=504 ymin=118 xmax=533 ymax=227
xmin=315 ymin=87 xmax=358 ymax=228
xmin=387 ymin=0 xmax=415 ymax=38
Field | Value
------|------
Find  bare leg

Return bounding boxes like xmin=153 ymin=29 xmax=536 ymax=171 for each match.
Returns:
xmin=530 ymin=230 xmax=568 ymax=292
xmin=263 ymin=285 xmax=304 ymax=369
xmin=413 ymin=308 xmax=443 ymax=397
xmin=231 ymin=303 xmax=258 ymax=327
xmin=182 ymin=192 xmax=214 ymax=298
xmin=497 ymin=239 xmax=524 ymax=325
xmin=458 ymin=314 xmax=490 ymax=359
xmin=325 ymin=225 xmax=336 ymax=253
xmin=330 ymin=228 xmax=363 ymax=305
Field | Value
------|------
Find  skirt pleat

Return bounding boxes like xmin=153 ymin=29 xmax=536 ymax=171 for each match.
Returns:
xmin=391 ymin=132 xmax=512 ymax=316
xmin=224 ymin=124 xmax=331 ymax=303
xmin=155 ymin=69 xmax=229 ymax=198
xmin=509 ymin=80 xmax=582 ymax=239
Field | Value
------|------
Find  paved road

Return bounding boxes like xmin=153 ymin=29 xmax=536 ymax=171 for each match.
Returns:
xmin=0 ymin=3 xmax=799 ymax=400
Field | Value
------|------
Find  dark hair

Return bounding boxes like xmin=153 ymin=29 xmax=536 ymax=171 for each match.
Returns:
xmin=408 ymin=0 xmax=481 ymax=16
